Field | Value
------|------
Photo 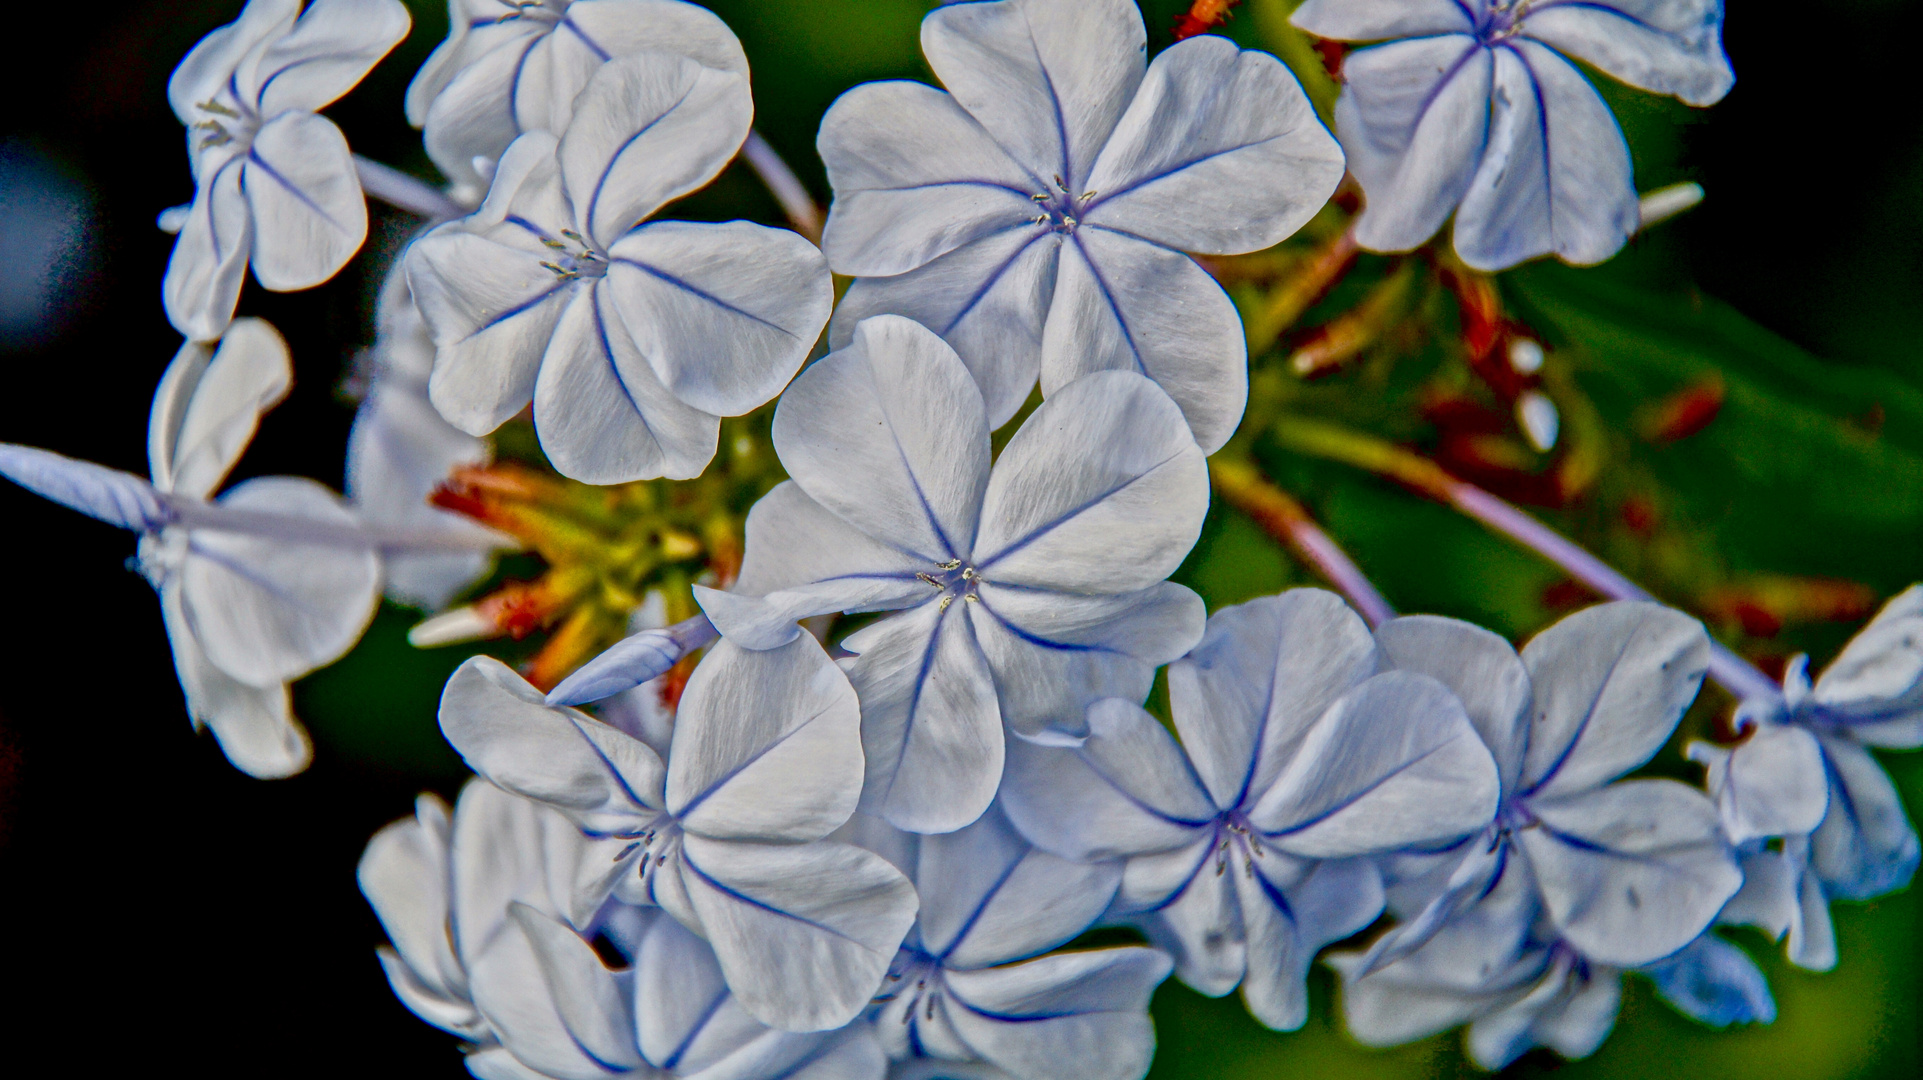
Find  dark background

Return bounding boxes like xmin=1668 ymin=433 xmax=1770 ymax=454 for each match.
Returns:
xmin=0 ymin=2 xmax=1917 ymax=1076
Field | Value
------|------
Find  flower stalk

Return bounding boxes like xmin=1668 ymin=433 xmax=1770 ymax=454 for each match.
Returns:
xmin=1209 ymin=455 xmax=1395 ymax=627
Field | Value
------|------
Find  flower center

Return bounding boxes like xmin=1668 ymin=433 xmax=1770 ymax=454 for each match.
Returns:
xmin=497 ymin=0 xmax=567 ymax=25
xmin=1029 ymin=175 xmax=1097 ymax=233
xmin=916 ymin=559 xmax=984 ymax=612
xmin=878 ymin=950 xmax=948 ymax=1025
xmin=538 ymin=229 xmax=609 ymax=282
xmin=615 ymin=816 xmax=682 ymax=890
xmin=189 ymin=95 xmax=258 ymax=154
xmin=1479 ymin=0 xmax=1531 ymax=43
xmin=1213 ymin=812 xmax=1266 ymax=879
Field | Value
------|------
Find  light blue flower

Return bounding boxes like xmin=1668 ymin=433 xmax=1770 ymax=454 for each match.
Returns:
xmin=840 ymin=808 xmax=1170 ymax=1080
xmin=406 ymin=50 xmax=832 ymax=484
xmin=163 ymin=0 xmax=413 ymax=340
xmin=1292 ymin=0 xmax=1733 ymax=270
xmin=437 ymin=634 xmax=919 ymax=1032
xmin=816 ymin=0 xmax=1344 ymax=452
xmin=1691 ymin=585 xmax=1923 ymax=970
xmin=694 ymin=315 xmax=1210 ymax=835
xmin=1331 ymin=601 xmax=1748 ymax=1066
xmin=1000 ymin=590 xmax=1501 ymax=1031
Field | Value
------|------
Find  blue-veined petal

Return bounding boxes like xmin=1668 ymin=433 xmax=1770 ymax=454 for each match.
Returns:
xmin=939 ymin=947 xmax=1171 ymax=1080
xmin=167 ymin=0 xmax=301 ymax=124
xmin=1809 ymin=584 xmax=1923 ymax=747
xmin=153 ymin=318 xmax=292 ymax=499
xmin=830 ymin=225 xmax=1061 ymax=430
xmin=246 ymin=0 xmax=411 ymax=115
xmin=1040 ymin=230 xmax=1246 ymax=454
xmin=921 ymin=0 xmax=1146 ymax=193
xmin=819 ymin=80 xmax=1041 ymax=277
xmin=1687 ymin=722 xmax=1828 ymax=845
xmin=1464 ymin=949 xmax=1620 ymax=1069
xmin=1518 ymin=778 xmax=1741 ymax=966
xmin=665 ymin=635 xmax=863 ymax=845
xmin=559 ymin=52 xmax=750 ymax=249
xmin=1290 ymin=0 xmax=1477 ymax=40
xmin=678 ymin=834 xmax=918 ymax=1032
xmin=0 ymin=444 xmax=171 ymax=533
xmin=1083 ymin=36 xmax=1343 ymax=256
xmin=1515 ymin=601 xmax=1709 ymax=799
xmin=604 ymin=220 xmax=830 ymax=417
xmin=161 ymin=583 xmax=314 ymax=778
xmin=1138 ymin=841 xmax=1242 ymax=994
xmin=1522 ymin=0 xmax=1733 ymax=106
xmin=975 ymin=371 xmax=1207 ymax=589
xmin=164 ymin=148 xmax=253 ymax=342
xmin=841 ymin=599 xmax=1004 ymax=835
xmin=775 ymin=316 xmax=991 ymax=565
xmin=1808 ymin=733 xmax=1921 ymax=899
xmin=914 ymin=806 xmax=1120 ymax=969
xmin=1168 ymin=590 xmax=1377 ymax=812
xmin=510 ymin=904 xmax=646 ymax=1071
xmin=244 ymin=111 xmax=368 ymax=290
xmin=1334 ymin=35 xmax=1490 ymax=255
xmin=1452 ymin=40 xmax=1638 ymax=271
xmin=1236 ymin=855 xmax=1383 ymax=1030
xmin=1639 ymin=932 xmax=1774 ymax=1026
xmin=531 ymin=282 xmax=718 ymax=484
xmin=180 ymin=475 xmax=380 ymax=684
xmin=1375 ymin=614 xmax=1533 ymax=794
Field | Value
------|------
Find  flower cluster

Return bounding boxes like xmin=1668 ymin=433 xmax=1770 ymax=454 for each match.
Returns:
xmin=1 ymin=1 xmax=1916 ymax=1079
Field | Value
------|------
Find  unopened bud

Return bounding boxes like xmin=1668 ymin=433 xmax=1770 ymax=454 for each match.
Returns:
xmin=1516 ymin=391 xmax=1560 ymax=452
xmin=1507 ymin=338 xmax=1544 ymax=375
xmin=408 ymin=605 xmax=498 ymax=647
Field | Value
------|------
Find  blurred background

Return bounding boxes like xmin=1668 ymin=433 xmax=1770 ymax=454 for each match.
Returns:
xmin=0 ymin=1 xmax=1916 ymax=1076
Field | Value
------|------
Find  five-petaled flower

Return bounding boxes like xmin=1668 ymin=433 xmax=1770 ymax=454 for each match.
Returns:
xmin=695 ymin=315 xmax=1211 ymax=835
xmin=162 ymin=0 xmax=412 ymax=340
xmin=818 ymin=0 xmax=1344 ymax=453
xmin=407 ymin=51 xmax=833 ymax=484
xmin=1292 ymin=0 xmax=1733 ymax=270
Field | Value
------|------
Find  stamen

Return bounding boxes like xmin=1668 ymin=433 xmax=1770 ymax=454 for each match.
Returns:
xmin=196 ymin=99 xmax=241 ymax=118
xmin=917 ymin=572 xmax=943 ymax=588
xmin=938 ymin=596 xmax=954 ymax=612
xmin=938 ymin=559 xmax=963 ymax=570
xmin=959 ymin=567 xmax=975 ymax=579
xmin=1031 ymin=193 xmax=1050 ymax=202
xmin=926 ymin=993 xmax=939 ymax=1020
xmin=964 ymin=594 xmax=979 ymax=603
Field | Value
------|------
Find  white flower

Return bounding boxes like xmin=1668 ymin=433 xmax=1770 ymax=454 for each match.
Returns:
xmin=816 ymin=0 xmax=1344 ymax=452
xmin=695 ymin=315 xmax=1209 ymax=835
xmin=1291 ymin=0 xmax=1733 ymax=270
xmin=0 ymin=320 xmax=381 ymax=777
xmin=437 ymin=633 xmax=919 ymax=1032
xmin=406 ymin=0 xmax=749 ymax=206
xmin=360 ymin=780 xmax=632 ymax=1080
xmin=347 ymin=263 xmax=503 ymax=610
xmin=837 ymin=808 xmax=1168 ymax=1080
xmin=1331 ymin=601 xmax=1747 ymax=1066
xmin=1001 ymin=590 xmax=1500 ymax=1031
xmin=406 ymin=51 xmax=833 ymax=484
xmin=163 ymin=0 xmax=412 ymax=340
xmin=1689 ymin=584 xmax=1923 ymax=971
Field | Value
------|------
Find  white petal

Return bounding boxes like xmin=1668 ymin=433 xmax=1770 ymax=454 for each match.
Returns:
xmin=829 ymin=227 xmax=1061 ymax=429
xmin=840 ymin=599 xmax=1004 ymax=834
xmin=633 ymin=914 xmax=745 ymax=1070
xmin=604 ymin=220 xmax=831 ymax=416
xmin=1001 ymin=698 xmax=1215 ymax=862
xmin=667 ymin=636 xmax=864 ymax=844
xmin=359 ymin=794 xmax=462 ymax=1001
xmin=1083 ymin=36 xmax=1343 ymax=255
xmin=1522 ymin=0 xmax=1733 ymax=105
xmin=1040 ymin=231 xmax=1246 ymax=454
xmin=976 ymin=371 xmax=1207 ymax=588
xmin=971 ymin=582 xmax=1205 ymax=738
xmin=243 ymin=112 xmax=368 ymax=291
xmin=559 ymin=52 xmax=750 ymax=248
xmin=168 ymin=0 xmax=301 ymax=122
xmin=163 ymin=587 xmax=315 ymax=778
xmin=509 ymin=904 xmax=645 ymax=1070
xmin=915 ymin=807 xmax=1120 ymax=969
xmin=449 ymin=780 xmax=611 ymax=962
xmin=418 ymin=22 xmax=540 ymax=201
xmin=1252 ymin=671 xmax=1500 ymax=857
xmin=1810 ymin=584 xmax=1923 ymax=744
xmin=561 ymin=0 xmax=750 ymax=77
xmin=921 ymin=0 xmax=1145 ymax=191
xmin=1687 ymin=722 xmax=1829 ymax=844
xmin=1808 ymin=734 xmax=1921 ymax=899
xmin=732 ymin=481 xmax=931 ymax=604
xmin=680 ymin=835 xmax=918 ymax=1032
xmin=1375 ymin=613 xmax=1532 ymax=794
xmin=1334 ymin=36 xmax=1490 ymax=255
xmin=246 ymin=0 xmax=411 ymax=114
xmin=467 ymin=923 xmax=612 ymax=1080
xmin=163 ymin=150 xmax=252 ymax=342
xmin=0 ymin=445 xmax=170 ymax=534
xmin=532 ymin=284 xmax=719 ymax=484
xmin=376 ymin=947 xmax=484 ymax=1038
xmin=410 ymin=236 xmax=572 ymax=438
xmin=1235 ymin=856 xmax=1384 ymax=1030
xmin=180 ymin=476 xmax=380 ymax=684
xmin=1140 ymin=844 xmax=1243 ymax=994
xmin=1516 ymin=601 xmax=1709 ymax=798
xmin=1464 ymin=952 xmax=1620 ymax=1069
xmin=157 ymin=318 xmax=293 ymax=498
xmin=818 ymin=80 xmax=1041 ymax=277
xmin=1519 ymin=779 xmax=1742 ymax=966
xmin=1167 ymin=590 xmax=1376 ymax=812
xmin=1290 ymin=0 xmax=1475 ymax=39
xmin=941 ymin=947 xmax=1171 ymax=1080
xmin=439 ymin=656 xmax=667 ymax=836
xmin=1453 ymin=41 xmax=1638 ymax=271
xmin=1639 ymin=933 xmax=1774 ymax=1026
